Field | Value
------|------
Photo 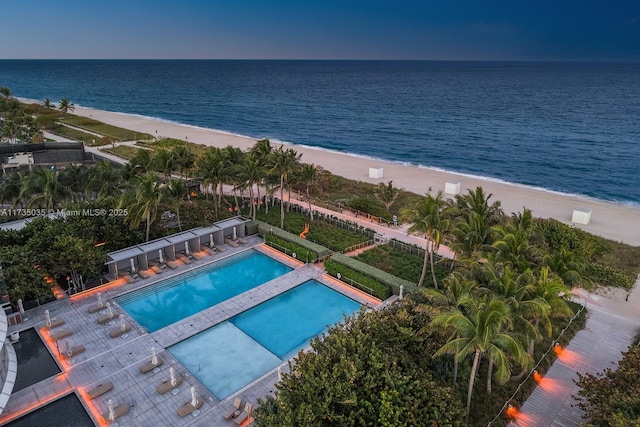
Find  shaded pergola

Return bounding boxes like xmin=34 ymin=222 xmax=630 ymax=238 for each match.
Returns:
xmin=104 ymin=217 xmax=250 ymax=280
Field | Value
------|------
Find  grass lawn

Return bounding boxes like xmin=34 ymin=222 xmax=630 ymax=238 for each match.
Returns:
xmin=101 ymin=145 xmax=143 ymax=160
xmin=59 ymin=116 xmax=152 ymax=141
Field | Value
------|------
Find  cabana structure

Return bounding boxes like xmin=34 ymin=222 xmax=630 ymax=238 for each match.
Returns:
xmin=104 ymin=217 xmax=251 ymax=280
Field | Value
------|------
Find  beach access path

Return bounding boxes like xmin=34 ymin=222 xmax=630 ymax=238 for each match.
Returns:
xmin=67 ymin=105 xmax=640 ymax=246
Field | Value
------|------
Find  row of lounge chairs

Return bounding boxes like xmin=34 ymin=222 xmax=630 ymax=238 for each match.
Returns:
xmin=223 ymin=397 xmax=253 ymax=424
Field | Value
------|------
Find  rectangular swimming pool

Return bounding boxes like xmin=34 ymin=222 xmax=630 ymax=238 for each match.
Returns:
xmin=169 ymin=280 xmax=361 ymax=400
xmin=115 ymin=249 xmax=292 ymax=332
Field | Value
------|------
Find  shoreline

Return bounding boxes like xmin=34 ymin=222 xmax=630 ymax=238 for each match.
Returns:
xmin=25 ymin=100 xmax=640 ymax=246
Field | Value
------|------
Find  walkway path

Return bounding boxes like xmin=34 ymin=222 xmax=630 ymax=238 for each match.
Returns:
xmin=510 ymin=279 xmax=640 ymax=426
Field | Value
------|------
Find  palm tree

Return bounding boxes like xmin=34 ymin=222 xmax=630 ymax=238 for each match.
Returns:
xmin=433 ymin=295 xmax=529 ymax=415
xmin=223 ymin=146 xmax=245 ymax=211
xmin=269 ymin=147 xmax=301 ymax=229
xmin=299 ymin=163 xmax=321 ymax=220
xmin=195 ymin=147 xmax=225 ymax=216
xmin=454 ymin=186 xmax=503 ymax=225
xmin=0 ymin=171 xmax=24 ymax=207
xmin=375 ymin=181 xmax=400 ymax=212
xmin=236 ymin=153 xmax=265 ymax=220
xmin=421 ymin=273 xmax=478 ymax=386
xmin=119 ymin=172 xmax=164 ymax=241
xmin=400 ymin=191 xmax=450 ymax=288
xmin=0 ymin=87 xmax=11 ymax=99
xmin=89 ymin=160 xmax=122 ymax=198
xmin=165 ymin=178 xmax=187 ymax=231
xmin=20 ymin=168 xmax=73 ymax=210
xmin=171 ymin=145 xmax=195 ymax=179
xmin=58 ymin=98 xmax=75 ymax=113
xmin=543 ymin=249 xmax=589 ymax=288
xmin=151 ymin=149 xmax=176 ymax=180
xmin=43 ymin=98 xmax=54 ymax=109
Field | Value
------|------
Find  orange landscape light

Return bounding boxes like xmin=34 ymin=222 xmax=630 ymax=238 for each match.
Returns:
xmin=505 ymin=404 xmax=518 ymax=420
xmin=533 ymin=369 xmax=542 ymax=383
xmin=0 ymin=387 xmax=73 ymax=425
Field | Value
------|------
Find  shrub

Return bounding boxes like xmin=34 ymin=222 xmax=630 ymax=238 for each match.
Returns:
xmin=585 ymin=263 xmax=636 ymax=289
xmin=325 ymin=259 xmax=391 ymax=299
xmin=264 ymin=234 xmax=317 ymax=263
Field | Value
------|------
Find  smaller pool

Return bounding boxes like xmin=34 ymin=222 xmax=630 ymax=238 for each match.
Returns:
xmin=12 ymin=328 xmax=61 ymax=392
xmin=116 ymin=250 xmax=291 ymax=332
xmin=169 ymin=280 xmax=361 ymax=400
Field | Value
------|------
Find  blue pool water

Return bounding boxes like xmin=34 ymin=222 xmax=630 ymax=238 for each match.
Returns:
xmin=169 ymin=280 xmax=361 ymax=400
xmin=116 ymin=250 xmax=291 ymax=332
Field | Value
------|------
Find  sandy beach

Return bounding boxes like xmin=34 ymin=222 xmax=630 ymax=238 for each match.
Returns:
xmin=72 ymin=105 xmax=640 ymax=246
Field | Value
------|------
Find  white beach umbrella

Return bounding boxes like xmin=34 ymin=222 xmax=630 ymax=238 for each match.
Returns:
xmin=232 ymin=227 xmax=237 ymax=241
xmin=209 ymin=233 xmax=214 ymax=248
xmin=65 ymin=339 xmax=72 ymax=357
xmin=158 ymin=249 xmax=164 ymax=264
xmin=190 ymin=386 xmax=198 ymax=407
xmin=130 ymin=258 xmax=136 ymax=273
xmin=399 ymin=285 xmax=404 ymax=301
xmin=108 ymin=399 xmax=116 ymax=421
xmin=106 ymin=302 xmax=113 ymax=319
xmin=17 ymin=299 xmax=25 ymax=315
xmin=45 ymin=309 xmax=52 ymax=327
xmin=277 ymin=366 xmax=282 ymax=382
xmin=185 ymin=241 xmax=190 ymax=256
xmin=119 ymin=314 xmax=127 ymax=332
xmin=170 ymin=367 xmax=178 ymax=387
xmin=151 ymin=346 xmax=158 ymax=365
xmin=97 ymin=292 xmax=103 ymax=307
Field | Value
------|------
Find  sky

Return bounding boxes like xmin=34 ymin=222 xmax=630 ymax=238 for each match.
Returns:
xmin=1 ymin=0 xmax=639 ymax=61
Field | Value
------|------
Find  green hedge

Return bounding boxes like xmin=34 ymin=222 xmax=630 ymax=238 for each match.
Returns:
xmin=264 ymin=234 xmax=317 ymax=263
xmin=253 ymin=220 xmax=332 ymax=258
xmin=324 ymin=259 xmax=390 ymax=300
xmin=328 ymin=253 xmax=417 ymax=297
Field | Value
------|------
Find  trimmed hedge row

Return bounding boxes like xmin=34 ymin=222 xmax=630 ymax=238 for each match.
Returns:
xmin=324 ymin=259 xmax=391 ymax=300
xmin=253 ymin=220 xmax=332 ymax=258
xmin=264 ymin=234 xmax=317 ymax=263
xmin=328 ymin=253 xmax=417 ymax=297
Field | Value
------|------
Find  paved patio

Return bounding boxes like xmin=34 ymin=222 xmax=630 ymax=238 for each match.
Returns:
xmin=0 ymin=239 xmax=380 ymax=426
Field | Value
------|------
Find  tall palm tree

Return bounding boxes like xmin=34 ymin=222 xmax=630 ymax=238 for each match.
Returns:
xmin=195 ymin=147 xmax=225 ymax=216
xmin=454 ymin=186 xmax=503 ymax=225
xmin=223 ymin=146 xmax=245 ymax=211
xmin=151 ymin=149 xmax=176 ymax=179
xmin=43 ymin=98 xmax=54 ymax=109
xmin=433 ymin=295 xmax=529 ymax=415
xmin=20 ymin=168 xmax=73 ymax=210
xmin=269 ymin=146 xmax=301 ymax=229
xmin=165 ymin=178 xmax=188 ymax=231
xmin=299 ymin=163 xmax=320 ymax=220
xmin=171 ymin=145 xmax=195 ymax=179
xmin=89 ymin=160 xmax=122 ymax=198
xmin=236 ymin=153 xmax=265 ymax=220
xmin=0 ymin=171 xmax=24 ymax=207
xmin=119 ymin=172 xmax=164 ymax=241
xmin=400 ymin=191 xmax=450 ymax=288
xmin=375 ymin=181 xmax=400 ymax=212
xmin=0 ymin=87 xmax=12 ymax=99
xmin=58 ymin=98 xmax=75 ymax=113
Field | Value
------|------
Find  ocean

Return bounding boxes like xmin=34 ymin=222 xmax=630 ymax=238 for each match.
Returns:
xmin=1 ymin=60 xmax=639 ymax=206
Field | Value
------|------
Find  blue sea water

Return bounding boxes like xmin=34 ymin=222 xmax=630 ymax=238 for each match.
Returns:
xmin=1 ymin=60 xmax=639 ymax=205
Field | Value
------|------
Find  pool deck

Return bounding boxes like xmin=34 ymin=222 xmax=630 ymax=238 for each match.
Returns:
xmin=0 ymin=238 xmax=381 ymax=426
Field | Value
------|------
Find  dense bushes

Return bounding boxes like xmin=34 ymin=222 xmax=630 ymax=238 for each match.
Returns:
xmin=254 ymin=301 xmax=466 ymax=426
xmin=265 ymin=234 xmax=317 ymax=263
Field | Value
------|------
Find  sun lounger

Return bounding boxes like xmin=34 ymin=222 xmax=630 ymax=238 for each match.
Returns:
xmin=214 ymin=245 xmax=226 ymax=253
xmin=88 ymin=303 xmax=106 ymax=314
xmin=97 ymin=312 xmax=118 ymax=325
xmin=102 ymin=403 xmax=130 ymax=422
xmin=178 ymin=255 xmax=193 ymax=265
xmin=237 ymin=237 xmax=248 ymax=244
xmin=150 ymin=265 xmax=164 ymax=274
xmin=166 ymin=260 xmax=180 ymax=269
xmin=222 ymin=397 xmax=243 ymax=420
xmin=61 ymin=345 xmax=85 ymax=359
xmin=140 ymin=358 xmax=164 ymax=374
xmin=225 ymin=238 xmax=239 ymax=248
xmin=87 ymin=382 xmax=113 ymax=400
xmin=50 ymin=328 xmax=73 ymax=341
xmin=138 ymin=269 xmax=153 ymax=279
xmin=44 ymin=319 xmax=65 ymax=330
xmin=234 ymin=403 xmax=253 ymax=425
xmin=109 ymin=325 xmax=132 ymax=338
xmin=201 ymin=246 xmax=215 ymax=255
xmin=123 ymin=275 xmax=137 ymax=284
xmin=192 ymin=251 xmax=208 ymax=260
xmin=157 ymin=376 xmax=183 ymax=394
xmin=177 ymin=398 xmax=203 ymax=417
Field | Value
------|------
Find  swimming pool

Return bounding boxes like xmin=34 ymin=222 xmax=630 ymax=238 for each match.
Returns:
xmin=13 ymin=328 xmax=61 ymax=392
xmin=169 ymin=280 xmax=361 ymax=400
xmin=115 ymin=249 xmax=292 ymax=332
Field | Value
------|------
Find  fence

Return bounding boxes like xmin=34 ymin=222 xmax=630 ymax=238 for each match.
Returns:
xmin=329 ymin=272 xmax=376 ymax=297
xmin=341 ymin=240 xmax=375 ymax=254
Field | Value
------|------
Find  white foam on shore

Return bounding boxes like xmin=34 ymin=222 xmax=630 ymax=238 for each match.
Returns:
xmin=17 ymin=97 xmax=640 ymax=209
